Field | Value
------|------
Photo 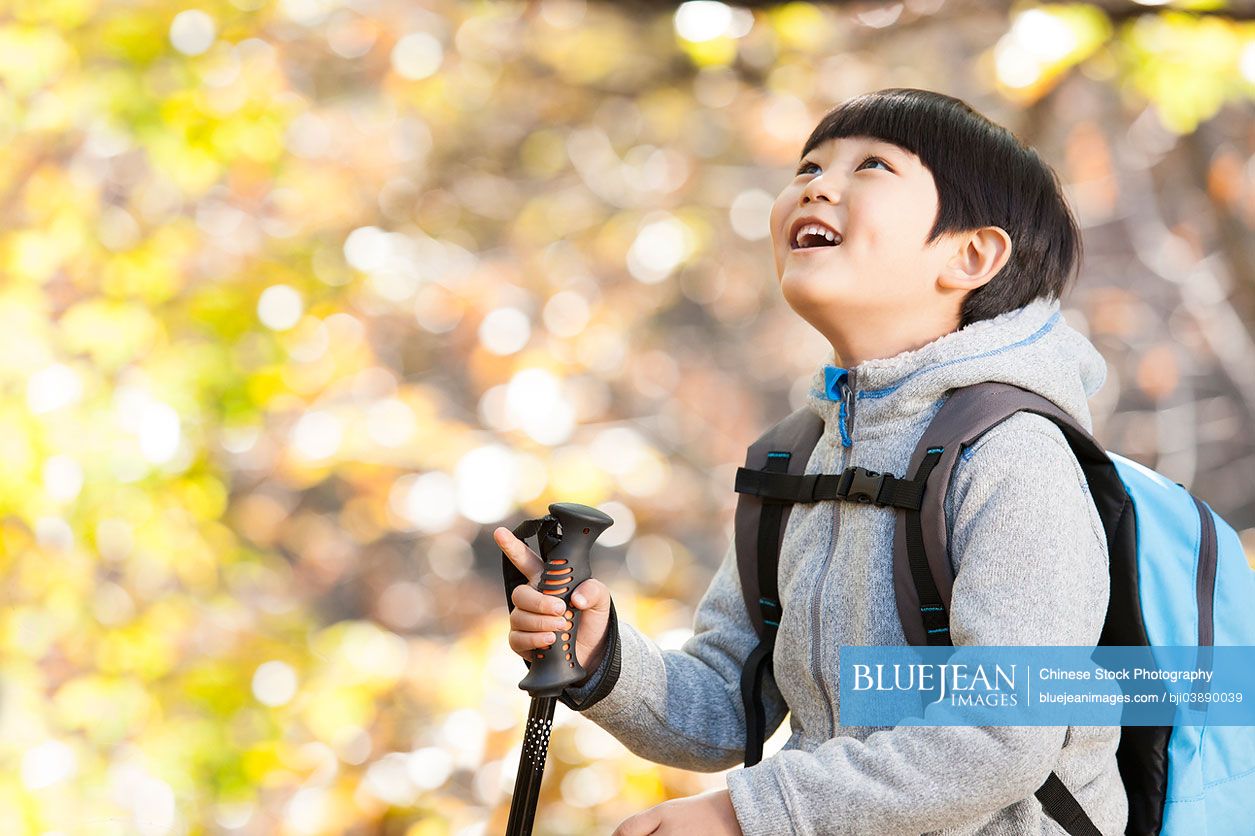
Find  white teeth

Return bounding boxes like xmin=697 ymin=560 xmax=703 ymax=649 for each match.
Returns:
xmin=794 ymin=223 xmax=841 ymax=248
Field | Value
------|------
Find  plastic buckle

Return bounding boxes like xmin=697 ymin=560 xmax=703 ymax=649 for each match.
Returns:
xmin=842 ymin=467 xmax=885 ymax=504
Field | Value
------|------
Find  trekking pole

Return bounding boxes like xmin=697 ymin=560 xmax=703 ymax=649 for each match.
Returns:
xmin=504 ymin=502 xmax=614 ymax=836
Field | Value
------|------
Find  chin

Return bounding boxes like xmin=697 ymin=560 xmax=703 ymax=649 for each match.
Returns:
xmin=778 ymin=269 xmax=855 ymax=312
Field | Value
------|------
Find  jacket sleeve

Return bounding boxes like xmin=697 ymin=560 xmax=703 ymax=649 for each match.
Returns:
xmin=560 ymin=538 xmax=791 ymax=772
xmin=724 ymin=414 xmax=1113 ymax=835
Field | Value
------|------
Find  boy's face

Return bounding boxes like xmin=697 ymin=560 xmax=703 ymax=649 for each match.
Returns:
xmin=769 ymin=134 xmax=967 ymax=338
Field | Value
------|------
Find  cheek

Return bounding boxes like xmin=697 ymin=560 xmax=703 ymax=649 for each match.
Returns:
xmin=770 ymin=189 xmax=799 ymax=242
xmin=857 ymin=197 xmax=927 ymax=254
xmin=769 ymin=204 xmax=788 ymax=247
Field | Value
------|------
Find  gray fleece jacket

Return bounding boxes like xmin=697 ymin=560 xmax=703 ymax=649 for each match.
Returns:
xmin=559 ymin=298 xmax=1128 ymax=835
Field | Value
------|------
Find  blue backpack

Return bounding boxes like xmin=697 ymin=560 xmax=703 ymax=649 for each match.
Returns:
xmin=732 ymin=381 xmax=1255 ymax=835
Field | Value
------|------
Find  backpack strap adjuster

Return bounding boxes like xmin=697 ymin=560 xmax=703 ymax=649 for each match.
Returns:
xmin=758 ymin=596 xmax=782 ymax=628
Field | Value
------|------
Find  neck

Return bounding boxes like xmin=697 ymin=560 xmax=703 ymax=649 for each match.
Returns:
xmin=826 ymin=306 xmax=961 ymax=369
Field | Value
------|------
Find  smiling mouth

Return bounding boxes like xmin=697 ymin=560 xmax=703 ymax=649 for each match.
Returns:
xmin=790 ymin=243 xmax=841 ymax=255
xmin=790 ymin=229 xmax=843 ymax=252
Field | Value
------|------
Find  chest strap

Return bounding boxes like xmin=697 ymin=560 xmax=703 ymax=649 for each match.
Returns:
xmin=735 ymin=464 xmax=926 ymax=510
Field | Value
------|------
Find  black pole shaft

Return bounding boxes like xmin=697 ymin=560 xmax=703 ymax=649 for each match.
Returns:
xmin=506 ymin=696 xmax=557 ymax=836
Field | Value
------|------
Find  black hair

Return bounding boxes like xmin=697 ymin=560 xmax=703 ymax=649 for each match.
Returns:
xmin=798 ymin=88 xmax=1083 ymax=328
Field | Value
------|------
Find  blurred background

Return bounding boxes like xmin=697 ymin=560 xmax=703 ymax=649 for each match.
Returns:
xmin=2 ymin=0 xmax=1255 ymax=833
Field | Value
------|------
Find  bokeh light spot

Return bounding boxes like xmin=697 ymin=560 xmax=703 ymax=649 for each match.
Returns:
xmin=627 ymin=216 xmax=691 ymax=283
xmin=455 ymin=446 xmax=517 ymax=524
xmin=258 ymin=285 xmax=304 ymax=331
xmin=408 ymin=747 xmax=453 ymax=790
xmin=252 ymin=660 xmax=298 ymax=707
xmin=389 ymin=471 xmax=457 ymax=533
xmin=27 ymin=364 xmax=83 ymax=414
xmin=729 ymin=188 xmax=773 ymax=241
xmin=674 ymin=2 xmax=733 ymax=42
xmin=505 ymin=368 xmax=575 ymax=445
xmin=478 ymin=307 xmax=531 ymax=356
xmin=21 ymin=741 xmax=77 ymax=790
xmin=391 ymin=32 xmax=443 ymax=80
xmin=169 ymin=10 xmax=217 ymax=56
xmin=291 ymin=411 xmax=342 ymax=461
xmin=594 ymin=501 xmax=634 ymax=548
xmin=43 ymin=455 xmax=84 ymax=502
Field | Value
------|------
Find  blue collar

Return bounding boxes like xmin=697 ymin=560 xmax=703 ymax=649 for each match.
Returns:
xmin=822 ymin=365 xmax=849 ymax=402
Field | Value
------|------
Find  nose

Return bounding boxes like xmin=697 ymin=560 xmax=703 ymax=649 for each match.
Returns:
xmin=803 ymin=165 xmax=843 ymax=204
xmin=801 ymin=175 xmax=839 ymax=207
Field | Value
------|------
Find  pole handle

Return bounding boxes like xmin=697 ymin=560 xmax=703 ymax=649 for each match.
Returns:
xmin=518 ymin=502 xmax=613 ymax=698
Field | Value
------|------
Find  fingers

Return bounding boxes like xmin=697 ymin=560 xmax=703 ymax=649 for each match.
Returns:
xmin=511 ymin=582 xmax=567 ymax=616
xmin=508 ymin=591 xmax=573 ymax=659
xmin=499 ymin=527 xmax=611 ymax=667
xmin=510 ymin=607 xmax=572 ymax=634
xmin=570 ymin=578 xmax=609 ymax=611
xmin=508 ymin=628 xmax=561 ymax=656
xmin=613 ymin=809 xmax=662 ymax=836
xmin=495 ymin=527 xmax=542 ymax=585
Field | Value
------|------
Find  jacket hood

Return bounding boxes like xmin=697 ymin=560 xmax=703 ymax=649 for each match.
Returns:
xmin=805 ymin=298 xmax=1108 ymax=445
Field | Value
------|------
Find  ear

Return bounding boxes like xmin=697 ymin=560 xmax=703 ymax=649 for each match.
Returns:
xmin=937 ymin=226 xmax=1012 ymax=292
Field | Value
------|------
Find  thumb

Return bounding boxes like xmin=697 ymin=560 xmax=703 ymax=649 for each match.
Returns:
xmin=570 ymin=578 xmax=610 ymax=612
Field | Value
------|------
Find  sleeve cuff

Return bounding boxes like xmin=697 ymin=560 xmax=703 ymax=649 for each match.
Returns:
xmin=726 ymin=757 xmax=796 ymax=836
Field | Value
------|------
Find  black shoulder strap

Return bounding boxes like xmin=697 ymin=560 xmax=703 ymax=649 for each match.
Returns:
xmin=892 ymin=382 xmax=1133 ymax=646
xmin=732 ymin=407 xmax=824 ymax=766
xmin=734 ymin=408 xmax=826 ymax=636
xmin=893 ymin=381 xmax=1129 ymax=836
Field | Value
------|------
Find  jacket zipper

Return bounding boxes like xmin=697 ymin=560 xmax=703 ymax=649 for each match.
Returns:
xmin=812 ymin=368 xmax=856 ymax=737
xmin=843 ymin=368 xmax=857 ymax=447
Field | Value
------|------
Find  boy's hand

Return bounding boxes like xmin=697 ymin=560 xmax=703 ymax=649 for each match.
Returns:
xmin=612 ymin=789 xmax=743 ymax=836
xmin=496 ymin=526 xmax=612 ymax=673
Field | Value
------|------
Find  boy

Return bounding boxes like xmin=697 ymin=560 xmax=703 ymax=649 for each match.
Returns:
xmin=498 ymin=88 xmax=1127 ymax=835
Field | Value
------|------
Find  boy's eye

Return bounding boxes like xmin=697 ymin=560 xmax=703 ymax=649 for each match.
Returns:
xmin=796 ymin=155 xmax=890 ymax=175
